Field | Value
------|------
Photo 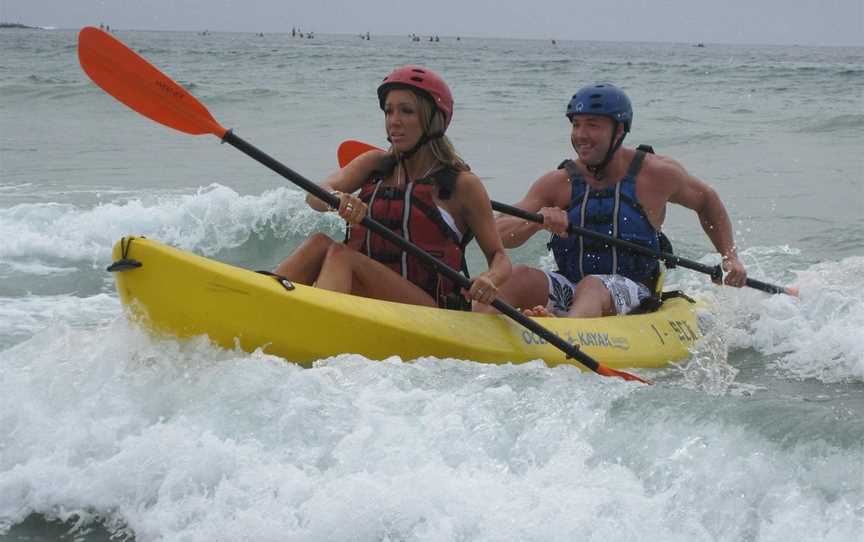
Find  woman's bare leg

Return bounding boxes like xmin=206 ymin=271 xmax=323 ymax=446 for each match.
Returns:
xmin=274 ymin=232 xmax=335 ymax=285
xmin=316 ymin=243 xmax=436 ymax=307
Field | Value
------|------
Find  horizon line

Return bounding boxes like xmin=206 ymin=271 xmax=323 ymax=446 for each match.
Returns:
xmin=2 ymin=23 xmax=862 ymax=48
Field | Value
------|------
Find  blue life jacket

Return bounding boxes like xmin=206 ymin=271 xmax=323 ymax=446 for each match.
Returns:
xmin=549 ymin=149 xmax=660 ymax=285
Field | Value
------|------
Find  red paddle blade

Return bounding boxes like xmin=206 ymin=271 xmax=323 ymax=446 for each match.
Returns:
xmin=77 ymin=26 xmax=227 ymax=138
xmin=337 ymin=140 xmax=383 ymax=167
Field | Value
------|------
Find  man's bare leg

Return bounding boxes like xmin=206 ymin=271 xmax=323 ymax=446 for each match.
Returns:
xmin=473 ymin=265 xmax=550 ymax=315
xmin=524 ymin=276 xmax=614 ymax=318
xmin=566 ymin=276 xmax=615 ymax=318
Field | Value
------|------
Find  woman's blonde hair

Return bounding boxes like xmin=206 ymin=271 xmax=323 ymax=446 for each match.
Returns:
xmin=392 ymin=91 xmax=470 ymax=172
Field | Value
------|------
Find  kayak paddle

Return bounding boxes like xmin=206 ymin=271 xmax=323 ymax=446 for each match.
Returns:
xmin=76 ymin=27 xmax=648 ymax=384
xmin=337 ymin=140 xmax=799 ymax=298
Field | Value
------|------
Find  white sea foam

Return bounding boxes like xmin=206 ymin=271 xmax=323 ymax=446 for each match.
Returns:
xmin=746 ymin=257 xmax=864 ymax=383
xmin=0 ymin=294 xmax=119 ymax=347
xmin=0 ymin=261 xmax=78 ymax=277
xmin=0 ymin=320 xmax=860 ymax=541
xmin=0 ymin=184 xmax=342 ymax=264
xmin=660 ymin=249 xmax=864 ymax=384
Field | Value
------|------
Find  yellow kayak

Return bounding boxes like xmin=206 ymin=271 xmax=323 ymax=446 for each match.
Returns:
xmin=110 ymin=237 xmax=704 ymax=370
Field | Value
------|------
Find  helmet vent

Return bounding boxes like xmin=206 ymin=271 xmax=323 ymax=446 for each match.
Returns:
xmin=410 ymin=76 xmax=424 ymax=83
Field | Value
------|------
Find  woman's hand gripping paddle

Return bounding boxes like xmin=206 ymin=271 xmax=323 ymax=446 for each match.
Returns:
xmin=77 ymin=27 xmax=649 ymax=384
xmin=338 ymin=140 xmax=799 ymax=298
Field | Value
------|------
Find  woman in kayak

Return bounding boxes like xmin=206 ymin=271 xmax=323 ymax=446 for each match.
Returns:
xmin=274 ymin=65 xmax=510 ymax=309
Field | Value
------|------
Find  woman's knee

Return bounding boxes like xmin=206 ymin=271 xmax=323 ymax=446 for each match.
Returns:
xmin=323 ymin=241 xmax=355 ymax=264
xmin=305 ymin=232 xmax=335 ymax=251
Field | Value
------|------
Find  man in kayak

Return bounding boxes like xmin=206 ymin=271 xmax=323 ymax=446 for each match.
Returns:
xmin=274 ymin=65 xmax=511 ymax=309
xmin=477 ymin=83 xmax=747 ymax=318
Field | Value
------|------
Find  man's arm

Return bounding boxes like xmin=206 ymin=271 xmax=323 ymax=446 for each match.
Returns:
xmin=664 ymin=160 xmax=748 ymax=286
xmin=497 ymin=169 xmax=571 ymax=248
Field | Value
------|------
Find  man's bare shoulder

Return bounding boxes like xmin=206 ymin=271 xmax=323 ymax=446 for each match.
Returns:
xmin=642 ymin=153 xmax=687 ymax=176
xmin=532 ymin=167 xmax=572 ymax=205
xmin=535 ymin=167 xmax=572 ymax=189
xmin=639 ymin=153 xmax=691 ymax=189
xmin=505 ymin=167 xmax=572 ymax=212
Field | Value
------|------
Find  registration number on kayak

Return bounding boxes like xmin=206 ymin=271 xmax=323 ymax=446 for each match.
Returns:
xmin=668 ymin=319 xmax=699 ymax=343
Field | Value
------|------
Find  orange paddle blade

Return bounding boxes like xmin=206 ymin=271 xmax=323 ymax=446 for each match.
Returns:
xmin=337 ymin=140 xmax=384 ymax=167
xmin=596 ymin=366 xmax=652 ymax=385
xmin=77 ymin=26 xmax=227 ymax=138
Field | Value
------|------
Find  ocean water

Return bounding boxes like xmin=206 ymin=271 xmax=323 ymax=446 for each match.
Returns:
xmin=1 ymin=28 xmax=862 ymax=541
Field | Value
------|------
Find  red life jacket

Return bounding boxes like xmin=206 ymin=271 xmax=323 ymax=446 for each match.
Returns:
xmin=344 ymin=166 xmax=472 ymax=310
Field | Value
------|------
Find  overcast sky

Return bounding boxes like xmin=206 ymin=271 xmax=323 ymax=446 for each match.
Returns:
xmin=3 ymin=0 xmax=862 ymax=46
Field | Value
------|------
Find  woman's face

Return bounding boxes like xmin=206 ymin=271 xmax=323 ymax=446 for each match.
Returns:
xmin=384 ymin=89 xmax=424 ymax=152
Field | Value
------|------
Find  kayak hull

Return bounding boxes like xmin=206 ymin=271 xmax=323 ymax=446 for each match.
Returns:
xmin=111 ymin=237 xmax=703 ymax=370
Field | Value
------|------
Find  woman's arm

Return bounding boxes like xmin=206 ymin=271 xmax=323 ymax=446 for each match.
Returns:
xmin=455 ymin=171 xmax=512 ymax=305
xmin=305 ymin=149 xmax=387 ymax=212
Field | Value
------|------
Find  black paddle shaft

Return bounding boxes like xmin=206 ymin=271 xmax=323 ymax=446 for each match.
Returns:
xmin=221 ymin=131 xmax=598 ymax=369
xmin=491 ymin=201 xmax=790 ymax=296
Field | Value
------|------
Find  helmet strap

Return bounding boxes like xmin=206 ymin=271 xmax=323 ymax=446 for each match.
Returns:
xmin=586 ymin=122 xmax=626 ymax=180
xmin=389 ymin=131 xmax=444 ymax=161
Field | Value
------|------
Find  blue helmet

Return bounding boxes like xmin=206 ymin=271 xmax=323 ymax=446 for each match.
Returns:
xmin=566 ymin=84 xmax=633 ymax=133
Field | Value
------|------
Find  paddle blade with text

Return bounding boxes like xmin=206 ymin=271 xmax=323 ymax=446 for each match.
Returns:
xmin=77 ymin=26 xmax=226 ymax=138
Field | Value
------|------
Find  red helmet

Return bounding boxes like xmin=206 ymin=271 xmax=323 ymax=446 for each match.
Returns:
xmin=377 ymin=65 xmax=454 ymax=130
